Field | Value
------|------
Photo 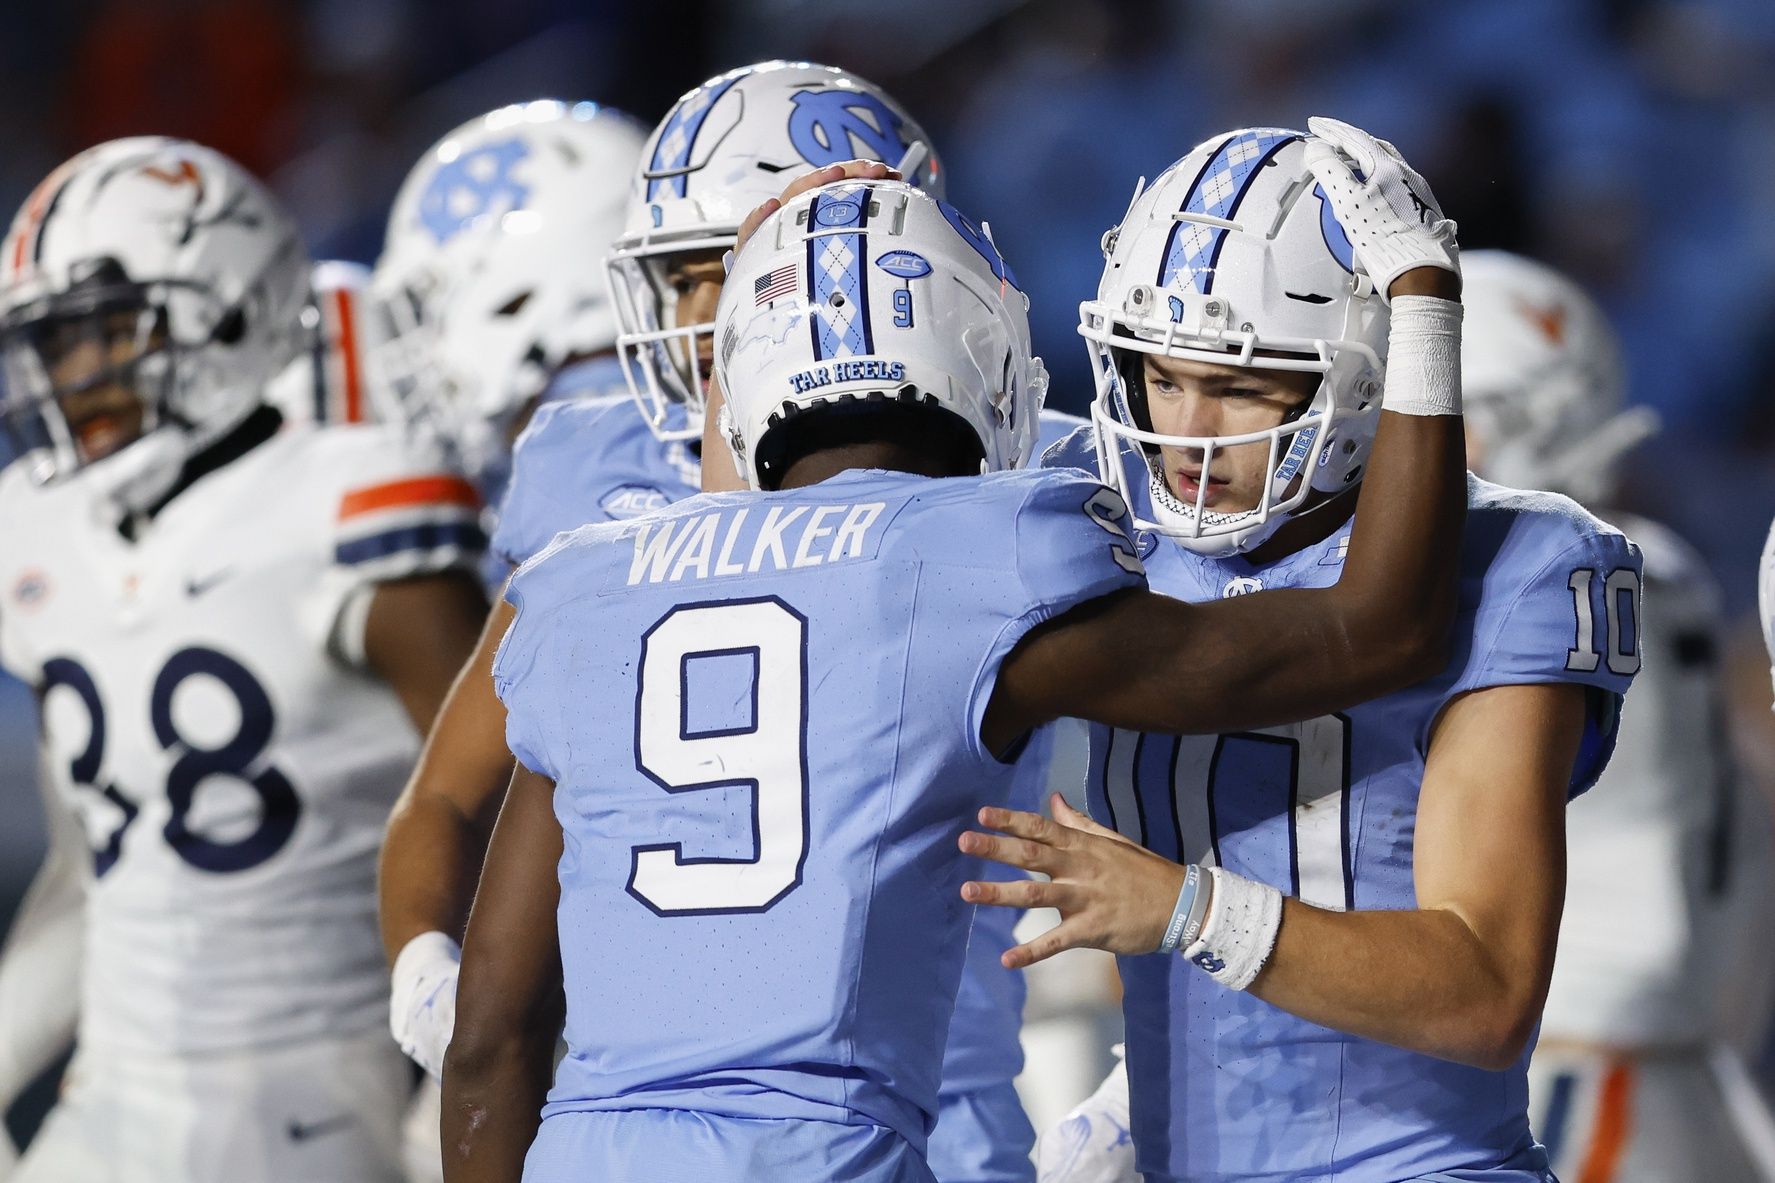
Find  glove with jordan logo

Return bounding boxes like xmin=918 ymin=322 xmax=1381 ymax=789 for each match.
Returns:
xmin=389 ymin=930 xmax=460 ymax=1081
xmin=1035 ymin=1051 xmax=1138 ymax=1183
xmin=1303 ymin=115 xmax=1460 ymax=301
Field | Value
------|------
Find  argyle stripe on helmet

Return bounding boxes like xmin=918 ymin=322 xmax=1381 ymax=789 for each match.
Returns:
xmin=1157 ymin=129 xmax=1299 ymax=295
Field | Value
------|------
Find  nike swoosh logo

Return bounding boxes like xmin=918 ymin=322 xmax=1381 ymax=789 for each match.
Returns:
xmin=287 ymin=1114 xmax=355 ymax=1142
xmin=185 ymin=568 xmax=235 ymax=597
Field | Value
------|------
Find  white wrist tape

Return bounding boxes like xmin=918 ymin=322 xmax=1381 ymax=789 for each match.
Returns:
xmin=1182 ymin=866 xmax=1283 ymax=991
xmin=390 ymin=930 xmax=461 ymax=1080
xmin=1381 ymin=295 xmax=1463 ymax=418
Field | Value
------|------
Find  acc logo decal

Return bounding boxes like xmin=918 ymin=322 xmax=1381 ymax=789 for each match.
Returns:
xmin=600 ymin=485 xmax=670 ymax=519
xmin=874 ymin=250 xmax=931 ymax=279
xmin=12 ymin=569 xmax=49 ymax=611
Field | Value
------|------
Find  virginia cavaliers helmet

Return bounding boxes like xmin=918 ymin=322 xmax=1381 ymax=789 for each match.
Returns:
xmin=607 ymin=61 xmax=945 ymax=442
xmin=372 ymin=100 xmax=646 ymax=480
xmin=0 ymin=136 xmax=311 ymax=512
xmin=1460 ymin=250 xmax=1654 ymax=504
xmin=714 ymin=179 xmax=1044 ymax=489
xmin=1081 ymin=128 xmax=1389 ymax=556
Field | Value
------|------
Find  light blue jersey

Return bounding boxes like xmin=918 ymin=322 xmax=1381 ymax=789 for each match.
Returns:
xmin=1046 ymin=427 xmax=1642 ymax=1183
xmin=493 ymin=467 xmax=1144 ymax=1170
xmin=490 ymin=401 xmax=1081 ymax=1182
xmin=489 ymin=390 xmax=701 ymax=575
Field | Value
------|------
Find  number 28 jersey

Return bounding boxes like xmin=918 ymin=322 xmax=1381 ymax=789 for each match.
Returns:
xmin=0 ymin=422 xmax=483 ymax=1056
xmin=493 ymin=467 xmax=1143 ymax=1151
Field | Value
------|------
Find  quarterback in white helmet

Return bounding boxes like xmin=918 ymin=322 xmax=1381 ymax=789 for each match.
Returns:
xmin=997 ymin=122 xmax=1642 ymax=1183
xmin=0 ymin=137 xmax=487 ymax=1182
xmin=1464 ymin=250 xmax=1775 ymax=1183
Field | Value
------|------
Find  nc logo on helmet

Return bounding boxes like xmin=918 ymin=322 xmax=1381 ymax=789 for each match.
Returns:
xmin=418 ymin=138 xmax=532 ymax=245
xmin=787 ymin=90 xmax=913 ymax=173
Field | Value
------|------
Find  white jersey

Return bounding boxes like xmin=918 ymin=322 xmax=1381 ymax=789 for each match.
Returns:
xmin=1540 ymin=511 xmax=1752 ymax=1045
xmin=0 ymin=419 xmax=482 ymax=1056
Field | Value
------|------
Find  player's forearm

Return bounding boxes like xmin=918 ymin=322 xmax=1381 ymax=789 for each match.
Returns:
xmin=379 ymin=791 xmax=495 ymax=962
xmin=440 ymin=1027 xmax=555 ymax=1183
xmin=1248 ymin=899 xmax=1548 ymax=1071
xmin=0 ymin=861 xmax=84 ymax=1104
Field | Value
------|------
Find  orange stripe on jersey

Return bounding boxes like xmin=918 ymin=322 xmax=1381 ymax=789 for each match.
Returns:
xmin=1576 ymin=1061 xmax=1634 ymax=1183
xmin=330 ymin=286 xmax=364 ymax=424
xmin=339 ymin=475 xmax=479 ymax=521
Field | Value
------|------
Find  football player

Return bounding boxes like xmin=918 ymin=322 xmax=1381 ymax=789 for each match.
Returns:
xmin=441 ymin=159 xmax=1465 ymax=1182
xmin=0 ymin=137 xmax=487 ymax=1182
xmin=366 ymin=96 xmax=645 ymax=1181
xmin=376 ymin=64 xmax=1064 ymax=1183
xmin=981 ymin=122 xmax=1640 ymax=1183
xmin=1464 ymin=251 xmax=1775 ymax=1183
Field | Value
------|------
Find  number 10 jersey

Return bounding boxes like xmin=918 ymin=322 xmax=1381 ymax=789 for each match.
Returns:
xmin=0 ymin=422 xmax=483 ymax=1056
xmin=1069 ymin=459 xmax=1644 ymax=1181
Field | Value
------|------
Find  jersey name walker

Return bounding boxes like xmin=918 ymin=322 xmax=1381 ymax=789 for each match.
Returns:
xmin=1046 ymin=428 xmax=1642 ymax=1182
xmin=0 ymin=422 xmax=482 ymax=1055
xmin=493 ymin=467 xmax=1142 ymax=1152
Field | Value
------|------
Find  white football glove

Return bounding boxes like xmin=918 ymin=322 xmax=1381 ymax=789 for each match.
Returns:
xmin=1303 ymin=116 xmax=1459 ymax=301
xmin=389 ymin=930 xmax=460 ymax=1081
xmin=1035 ymin=1052 xmax=1137 ymax=1183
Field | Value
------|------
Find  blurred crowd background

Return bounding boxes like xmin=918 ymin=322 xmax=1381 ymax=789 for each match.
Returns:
xmin=3 ymin=0 xmax=1775 ymax=1050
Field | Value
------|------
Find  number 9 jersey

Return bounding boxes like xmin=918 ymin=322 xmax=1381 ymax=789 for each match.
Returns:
xmin=492 ymin=467 xmax=1144 ymax=1157
xmin=0 ymin=419 xmax=484 ymax=1057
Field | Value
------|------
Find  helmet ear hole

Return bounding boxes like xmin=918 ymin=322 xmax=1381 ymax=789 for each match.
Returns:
xmin=212 ymin=307 xmax=245 ymax=345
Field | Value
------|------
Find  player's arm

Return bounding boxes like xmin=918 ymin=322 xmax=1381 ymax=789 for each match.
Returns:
xmin=441 ymin=764 xmax=564 ymax=1183
xmin=377 ymin=596 xmax=518 ymax=1077
xmin=363 ymin=571 xmax=490 ymax=734
xmin=0 ymin=756 xmax=86 ymax=1117
xmin=970 ymin=683 xmax=1581 ymax=1072
xmin=1221 ymin=682 xmax=1575 ymax=1067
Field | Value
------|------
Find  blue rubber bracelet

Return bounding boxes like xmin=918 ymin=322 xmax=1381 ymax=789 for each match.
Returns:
xmin=1158 ymin=864 xmax=1203 ymax=953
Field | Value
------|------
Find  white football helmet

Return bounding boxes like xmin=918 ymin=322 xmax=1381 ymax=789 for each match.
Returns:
xmin=0 ymin=136 xmax=310 ymax=512
xmin=1461 ymin=250 xmax=1655 ymax=504
xmin=372 ymin=100 xmax=646 ymax=479
xmin=607 ymin=61 xmax=945 ymax=443
xmin=714 ymin=179 xmax=1044 ymax=489
xmin=1081 ymin=128 xmax=1389 ymax=556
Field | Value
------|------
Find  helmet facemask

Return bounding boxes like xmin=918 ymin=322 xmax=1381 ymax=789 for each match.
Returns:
xmin=0 ymin=265 xmax=228 ymax=492
xmin=606 ymin=234 xmax=728 ymax=443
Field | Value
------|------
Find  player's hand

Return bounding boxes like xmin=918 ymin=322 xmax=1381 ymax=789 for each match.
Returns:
xmin=960 ymin=794 xmax=1187 ymax=968
xmin=389 ymin=930 xmax=460 ymax=1081
xmin=1304 ymin=116 xmax=1459 ymax=301
xmin=1036 ymin=1054 xmax=1137 ymax=1183
xmin=732 ymin=159 xmax=903 ymax=254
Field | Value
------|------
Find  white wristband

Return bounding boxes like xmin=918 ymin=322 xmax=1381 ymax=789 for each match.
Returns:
xmin=1381 ymin=295 xmax=1463 ymax=418
xmin=1182 ymin=866 xmax=1283 ymax=991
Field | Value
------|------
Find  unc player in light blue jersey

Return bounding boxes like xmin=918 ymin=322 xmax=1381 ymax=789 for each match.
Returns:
xmin=970 ymin=123 xmax=1641 ymax=1183
xmin=443 ymin=162 xmax=1468 ymax=1182
xmin=367 ymin=99 xmax=647 ymax=1080
xmin=608 ymin=63 xmax=1056 ymax=1183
